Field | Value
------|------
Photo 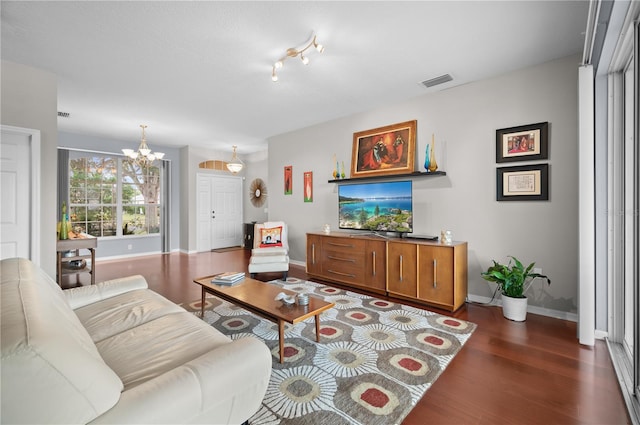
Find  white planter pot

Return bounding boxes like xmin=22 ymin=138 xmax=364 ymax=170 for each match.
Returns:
xmin=501 ymin=294 xmax=528 ymax=321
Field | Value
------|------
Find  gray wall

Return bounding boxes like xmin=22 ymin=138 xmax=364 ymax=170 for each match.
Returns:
xmin=267 ymin=55 xmax=580 ymax=317
xmin=1 ymin=61 xmax=58 ymax=277
xmin=243 ymin=150 xmax=269 ymax=224
xmin=58 ymin=131 xmax=182 ymax=258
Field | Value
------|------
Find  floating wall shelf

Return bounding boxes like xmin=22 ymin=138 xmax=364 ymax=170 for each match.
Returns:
xmin=328 ymin=171 xmax=446 ymax=184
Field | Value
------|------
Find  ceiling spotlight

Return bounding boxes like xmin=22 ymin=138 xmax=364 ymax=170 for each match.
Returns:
xmin=313 ymin=39 xmax=324 ymax=53
xmin=271 ymin=34 xmax=324 ymax=82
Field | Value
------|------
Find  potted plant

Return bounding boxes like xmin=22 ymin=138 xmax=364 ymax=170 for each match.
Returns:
xmin=481 ymin=256 xmax=551 ymax=321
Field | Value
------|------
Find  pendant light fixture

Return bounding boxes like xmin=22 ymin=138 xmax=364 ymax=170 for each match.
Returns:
xmin=226 ymin=145 xmax=244 ymax=173
xmin=122 ymin=125 xmax=164 ymax=166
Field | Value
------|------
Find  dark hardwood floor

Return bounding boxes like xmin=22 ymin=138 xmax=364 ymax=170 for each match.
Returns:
xmin=62 ymin=250 xmax=630 ymax=424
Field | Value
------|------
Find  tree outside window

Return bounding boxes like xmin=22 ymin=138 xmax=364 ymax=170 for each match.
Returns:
xmin=122 ymin=160 xmax=161 ymax=236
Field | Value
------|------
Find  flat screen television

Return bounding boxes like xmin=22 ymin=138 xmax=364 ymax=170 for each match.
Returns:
xmin=338 ymin=180 xmax=413 ymax=235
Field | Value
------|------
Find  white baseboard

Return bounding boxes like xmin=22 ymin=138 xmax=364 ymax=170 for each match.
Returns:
xmin=595 ymin=329 xmax=608 ymax=340
xmin=290 ymin=259 xmax=305 ymax=267
xmin=96 ymin=251 xmax=166 ymax=262
xmin=466 ymin=294 xmax=579 ymax=322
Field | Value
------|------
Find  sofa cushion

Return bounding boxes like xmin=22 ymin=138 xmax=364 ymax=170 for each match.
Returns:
xmin=96 ymin=311 xmax=232 ymax=390
xmin=74 ymin=288 xmax=185 ymax=343
xmin=0 ymin=258 xmax=123 ymax=425
xmin=250 ymin=254 xmax=289 ymax=264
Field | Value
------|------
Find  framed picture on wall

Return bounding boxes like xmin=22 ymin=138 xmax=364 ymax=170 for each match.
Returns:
xmin=284 ymin=166 xmax=292 ymax=195
xmin=304 ymin=171 xmax=313 ymax=202
xmin=496 ymin=122 xmax=548 ymax=163
xmin=497 ymin=164 xmax=549 ymax=201
xmin=350 ymin=120 xmax=416 ymax=178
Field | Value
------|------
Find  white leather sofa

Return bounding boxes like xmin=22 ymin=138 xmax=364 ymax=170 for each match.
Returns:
xmin=0 ymin=258 xmax=272 ymax=424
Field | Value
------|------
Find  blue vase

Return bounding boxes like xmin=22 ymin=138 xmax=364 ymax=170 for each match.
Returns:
xmin=424 ymin=144 xmax=430 ymax=171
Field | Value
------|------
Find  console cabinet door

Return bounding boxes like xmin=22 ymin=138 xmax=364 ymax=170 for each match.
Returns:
xmin=386 ymin=242 xmax=417 ymax=298
xmin=417 ymin=245 xmax=454 ymax=308
xmin=364 ymin=240 xmax=386 ymax=292
xmin=306 ymin=234 xmax=323 ymax=275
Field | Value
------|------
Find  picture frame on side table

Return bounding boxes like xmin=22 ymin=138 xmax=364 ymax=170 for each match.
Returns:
xmin=497 ymin=164 xmax=549 ymax=201
xmin=351 ymin=120 xmax=416 ymax=178
xmin=496 ymin=122 xmax=548 ymax=163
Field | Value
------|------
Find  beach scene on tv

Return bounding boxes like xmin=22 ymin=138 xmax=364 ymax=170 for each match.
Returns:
xmin=338 ymin=181 xmax=413 ymax=233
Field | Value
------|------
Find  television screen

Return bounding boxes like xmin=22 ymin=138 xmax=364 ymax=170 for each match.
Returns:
xmin=338 ymin=180 xmax=413 ymax=233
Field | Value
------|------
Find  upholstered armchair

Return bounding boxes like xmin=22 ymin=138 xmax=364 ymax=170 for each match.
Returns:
xmin=248 ymin=221 xmax=289 ymax=280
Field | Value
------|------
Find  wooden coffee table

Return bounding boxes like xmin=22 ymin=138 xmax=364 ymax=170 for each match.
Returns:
xmin=193 ymin=275 xmax=335 ymax=363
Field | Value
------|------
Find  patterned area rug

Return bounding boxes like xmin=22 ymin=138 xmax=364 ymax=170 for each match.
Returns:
xmin=183 ymin=278 xmax=476 ymax=425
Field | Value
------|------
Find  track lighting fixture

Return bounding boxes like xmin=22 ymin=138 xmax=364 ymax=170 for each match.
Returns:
xmin=271 ymin=34 xmax=324 ymax=82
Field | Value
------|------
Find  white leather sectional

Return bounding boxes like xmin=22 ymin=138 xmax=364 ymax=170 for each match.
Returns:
xmin=0 ymin=258 xmax=271 ymax=424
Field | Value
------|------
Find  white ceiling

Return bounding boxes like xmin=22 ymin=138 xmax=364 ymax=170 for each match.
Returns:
xmin=1 ymin=1 xmax=589 ymax=154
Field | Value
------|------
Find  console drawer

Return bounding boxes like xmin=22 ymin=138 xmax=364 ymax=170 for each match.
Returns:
xmin=322 ymin=237 xmax=365 ymax=254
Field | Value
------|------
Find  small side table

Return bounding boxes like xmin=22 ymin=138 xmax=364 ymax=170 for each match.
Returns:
xmin=243 ymin=222 xmax=256 ymax=249
xmin=56 ymin=236 xmax=97 ymax=286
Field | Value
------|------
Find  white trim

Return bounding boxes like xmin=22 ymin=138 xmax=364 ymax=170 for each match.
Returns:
xmin=289 ymin=259 xmax=306 ymax=267
xmin=582 ymin=0 xmax=601 ymax=65
xmin=0 ymin=125 xmax=41 ymax=266
xmin=466 ymin=294 xmax=579 ymax=323
xmin=609 ymin=71 xmax=626 ymax=343
xmin=578 ymin=65 xmax=596 ymax=346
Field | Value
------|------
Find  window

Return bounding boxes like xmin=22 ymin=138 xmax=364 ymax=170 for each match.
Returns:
xmin=121 ymin=160 xmax=161 ymax=236
xmin=68 ymin=152 xmax=162 ymax=238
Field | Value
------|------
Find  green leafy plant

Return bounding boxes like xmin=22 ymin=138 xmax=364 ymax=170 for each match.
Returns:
xmin=481 ymin=256 xmax=551 ymax=298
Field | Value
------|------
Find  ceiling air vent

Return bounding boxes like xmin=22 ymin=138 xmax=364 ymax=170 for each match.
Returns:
xmin=421 ymin=74 xmax=453 ymax=88
xmin=57 ymin=111 xmax=70 ymax=118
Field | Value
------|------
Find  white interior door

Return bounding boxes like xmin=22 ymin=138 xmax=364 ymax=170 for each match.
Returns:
xmin=0 ymin=127 xmax=38 ymax=261
xmin=211 ymin=175 xmax=243 ymax=249
xmin=196 ymin=173 xmax=242 ymax=251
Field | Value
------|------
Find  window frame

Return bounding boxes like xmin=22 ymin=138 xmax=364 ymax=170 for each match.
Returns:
xmin=67 ymin=150 xmax=163 ymax=240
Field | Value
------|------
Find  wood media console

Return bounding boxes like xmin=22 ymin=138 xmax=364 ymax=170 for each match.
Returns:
xmin=306 ymin=232 xmax=468 ymax=312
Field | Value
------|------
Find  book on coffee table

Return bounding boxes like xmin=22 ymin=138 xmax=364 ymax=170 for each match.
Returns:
xmin=211 ymin=272 xmax=245 ymax=285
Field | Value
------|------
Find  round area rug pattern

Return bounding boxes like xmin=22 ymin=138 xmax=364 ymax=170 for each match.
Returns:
xmin=184 ymin=280 xmax=476 ymax=425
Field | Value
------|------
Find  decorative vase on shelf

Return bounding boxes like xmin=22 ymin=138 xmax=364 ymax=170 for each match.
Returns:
xmin=428 ymin=135 xmax=438 ymax=173
xmin=423 ymin=144 xmax=430 ymax=171
xmin=332 ymin=157 xmax=338 ymax=179
xmin=341 ymin=161 xmax=346 ymax=179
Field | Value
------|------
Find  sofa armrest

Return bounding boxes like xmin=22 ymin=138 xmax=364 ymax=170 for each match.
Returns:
xmin=89 ymin=337 xmax=272 ymax=425
xmin=64 ymin=275 xmax=149 ymax=310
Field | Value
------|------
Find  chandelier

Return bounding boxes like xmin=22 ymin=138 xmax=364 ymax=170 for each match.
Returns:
xmin=272 ymin=34 xmax=325 ymax=82
xmin=226 ymin=145 xmax=244 ymax=174
xmin=122 ymin=125 xmax=164 ymax=166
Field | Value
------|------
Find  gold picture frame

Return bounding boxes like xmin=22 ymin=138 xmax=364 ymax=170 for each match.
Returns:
xmin=350 ymin=120 xmax=416 ymax=178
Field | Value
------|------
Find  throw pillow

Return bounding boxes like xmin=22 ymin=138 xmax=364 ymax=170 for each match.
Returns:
xmin=259 ymin=226 xmax=283 ymax=247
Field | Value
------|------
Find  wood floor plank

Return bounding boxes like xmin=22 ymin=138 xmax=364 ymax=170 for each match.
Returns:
xmin=62 ymin=251 xmax=629 ymax=424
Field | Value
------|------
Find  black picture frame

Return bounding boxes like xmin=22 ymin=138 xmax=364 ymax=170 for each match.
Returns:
xmin=497 ymin=164 xmax=549 ymax=201
xmin=496 ymin=122 xmax=548 ymax=163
